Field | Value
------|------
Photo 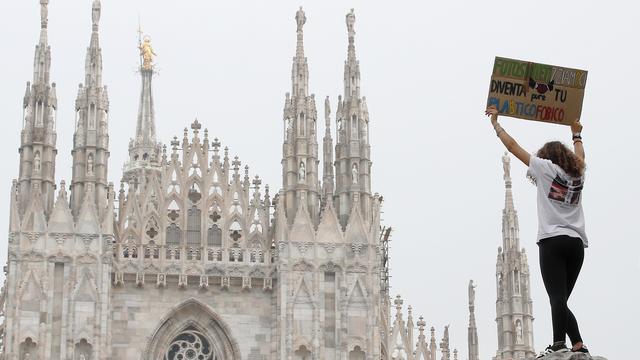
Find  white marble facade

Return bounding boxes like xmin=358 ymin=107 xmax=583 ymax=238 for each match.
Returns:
xmin=0 ymin=2 xmax=460 ymax=359
xmin=0 ymin=2 xmax=548 ymax=360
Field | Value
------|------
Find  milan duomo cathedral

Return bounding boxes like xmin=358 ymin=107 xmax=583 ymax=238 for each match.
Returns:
xmin=0 ymin=1 xmax=539 ymax=359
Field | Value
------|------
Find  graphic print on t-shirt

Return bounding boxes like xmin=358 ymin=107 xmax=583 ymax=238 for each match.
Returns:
xmin=548 ymin=175 xmax=583 ymax=205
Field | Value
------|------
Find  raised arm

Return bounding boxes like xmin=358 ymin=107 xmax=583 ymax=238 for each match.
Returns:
xmin=571 ymin=119 xmax=585 ymax=161
xmin=485 ymin=106 xmax=530 ymax=166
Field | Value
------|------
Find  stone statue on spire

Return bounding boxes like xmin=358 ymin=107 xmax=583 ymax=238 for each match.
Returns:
xmin=40 ymin=0 xmax=48 ymax=28
xmin=92 ymin=0 xmax=101 ymax=28
xmin=502 ymin=151 xmax=511 ymax=180
xmin=295 ymin=7 xmax=306 ymax=32
xmin=346 ymin=8 xmax=356 ymax=34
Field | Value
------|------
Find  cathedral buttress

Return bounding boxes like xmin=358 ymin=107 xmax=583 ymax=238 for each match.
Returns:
xmin=334 ymin=9 xmax=372 ymax=228
xmin=18 ymin=0 xmax=58 ymax=218
xmin=70 ymin=0 xmax=110 ymax=219
xmin=282 ymin=7 xmax=320 ymax=226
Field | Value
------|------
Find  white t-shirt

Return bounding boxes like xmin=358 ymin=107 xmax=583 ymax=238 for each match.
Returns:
xmin=526 ymin=156 xmax=588 ymax=247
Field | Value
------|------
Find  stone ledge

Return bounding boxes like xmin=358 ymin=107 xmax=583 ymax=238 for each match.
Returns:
xmin=537 ymin=351 xmax=607 ymax=360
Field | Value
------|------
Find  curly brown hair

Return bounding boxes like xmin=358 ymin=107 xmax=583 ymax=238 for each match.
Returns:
xmin=536 ymin=141 xmax=585 ymax=177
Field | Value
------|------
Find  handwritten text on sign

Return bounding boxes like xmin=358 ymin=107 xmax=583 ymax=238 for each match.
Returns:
xmin=487 ymin=57 xmax=587 ymax=125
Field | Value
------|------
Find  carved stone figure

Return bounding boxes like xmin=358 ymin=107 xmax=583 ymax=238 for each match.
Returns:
xmin=346 ymin=9 xmax=356 ymax=34
xmin=91 ymin=0 xmax=101 ymax=26
xmin=502 ymin=151 xmax=511 ymax=180
xmin=516 ymin=321 xmax=523 ymax=344
xmin=40 ymin=0 xmax=48 ymax=26
xmin=87 ymin=153 xmax=94 ymax=176
xmin=352 ymin=163 xmax=358 ymax=184
xmin=298 ymin=161 xmax=306 ymax=182
xmin=33 ymin=152 xmax=41 ymax=173
xmin=295 ymin=7 xmax=306 ymax=32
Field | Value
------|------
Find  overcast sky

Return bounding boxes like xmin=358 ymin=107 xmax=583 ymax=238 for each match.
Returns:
xmin=0 ymin=1 xmax=638 ymax=359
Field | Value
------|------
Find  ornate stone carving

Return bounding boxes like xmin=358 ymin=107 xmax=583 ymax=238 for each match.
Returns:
xmin=263 ymin=277 xmax=273 ymax=292
xmin=178 ymin=274 xmax=187 ymax=288
xmin=199 ymin=275 xmax=209 ymax=289
xmin=296 ymin=242 xmax=311 ymax=255
xmin=156 ymin=273 xmax=166 ymax=288
xmin=136 ymin=272 xmax=145 ymax=287
xmin=220 ymin=276 xmax=230 ymax=290
xmin=242 ymin=276 xmax=251 ymax=290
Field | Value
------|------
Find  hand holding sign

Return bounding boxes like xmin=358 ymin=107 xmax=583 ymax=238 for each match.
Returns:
xmin=487 ymin=57 xmax=587 ymax=125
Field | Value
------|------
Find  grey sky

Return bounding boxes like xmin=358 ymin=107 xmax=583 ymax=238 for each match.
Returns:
xmin=1 ymin=0 xmax=638 ymax=359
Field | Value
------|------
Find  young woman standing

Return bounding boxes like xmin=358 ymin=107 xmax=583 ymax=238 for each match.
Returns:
xmin=485 ymin=105 xmax=590 ymax=357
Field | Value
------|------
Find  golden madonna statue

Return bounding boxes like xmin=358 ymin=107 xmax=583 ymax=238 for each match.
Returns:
xmin=139 ymin=36 xmax=156 ymax=70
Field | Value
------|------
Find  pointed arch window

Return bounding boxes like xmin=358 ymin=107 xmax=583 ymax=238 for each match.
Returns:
xmin=75 ymin=338 xmax=93 ymax=360
xmin=207 ymin=224 xmax=222 ymax=248
xmin=166 ymin=223 xmax=182 ymax=247
xmin=299 ymin=112 xmax=305 ymax=136
xmin=35 ymin=100 xmax=43 ymax=127
xmin=187 ymin=206 xmax=202 ymax=248
xmin=294 ymin=345 xmax=311 ymax=360
xmin=351 ymin=115 xmax=358 ymax=139
xmin=89 ymin=103 xmax=96 ymax=129
xmin=349 ymin=346 xmax=365 ymax=360
xmin=20 ymin=337 xmax=37 ymax=360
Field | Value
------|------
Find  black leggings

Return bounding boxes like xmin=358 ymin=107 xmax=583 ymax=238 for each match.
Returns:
xmin=538 ymin=235 xmax=584 ymax=345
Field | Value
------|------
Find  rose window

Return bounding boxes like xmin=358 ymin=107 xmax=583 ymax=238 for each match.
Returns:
xmin=165 ymin=327 xmax=215 ymax=360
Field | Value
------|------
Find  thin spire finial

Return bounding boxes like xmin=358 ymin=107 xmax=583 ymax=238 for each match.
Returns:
xmin=324 ymin=96 xmax=331 ymax=128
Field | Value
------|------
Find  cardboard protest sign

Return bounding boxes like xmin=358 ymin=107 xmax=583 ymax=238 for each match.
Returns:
xmin=487 ymin=57 xmax=587 ymax=125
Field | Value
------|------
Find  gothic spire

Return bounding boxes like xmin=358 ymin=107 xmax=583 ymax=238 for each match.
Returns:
xmin=344 ymin=8 xmax=360 ymax=100
xmin=292 ymin=6 xmax=309 ymax=98
xmin=70 ymin=0 xmax=110 ymax=218
xmin=34 ymin=0 xmax=51 ymax=85
xmin=334 ymin=8 xmax=372 ymax=227
xmin=322 ymin=96 xmax=334 ymax=201
xmin=501 ymin=152 xmax=519 ymax=251
xmin=18 ymin=0 xmax=58 ymax=217
xmin=495 ymin=153 xmax=536 ymax=359
xmin=281 ymin=7 xmax=320 ymax=226
xmin=86 ymin=0 xmax=103 ymax=86
xmin=468 ymin=280 xmax=480 ymax=360
xmin=502 ymin=151 xmax=515 ymax=211
xmin=124 ymin=32 xmax=161 ymax=182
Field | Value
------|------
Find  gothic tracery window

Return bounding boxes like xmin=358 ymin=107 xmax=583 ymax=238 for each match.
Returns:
xmin=351 ymin=115 xmax=358 ymax=139
xmin=207 ymin=224 xmax=222 ymax=248
xmin=187 ymin=206 xmax=202 ymax=248
xmin=166 ymin=223 xmax=182 ymax=247
xmin=299 ymin=112 xmax=305 ymax=136
xmin=164 ymin=326 xmax=215 ymax=360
